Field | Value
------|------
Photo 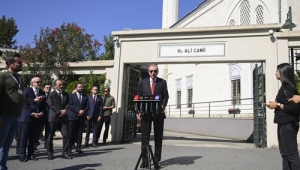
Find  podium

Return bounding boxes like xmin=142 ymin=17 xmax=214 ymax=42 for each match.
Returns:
xmin=134 ymin=99 xmax=162 ymax=170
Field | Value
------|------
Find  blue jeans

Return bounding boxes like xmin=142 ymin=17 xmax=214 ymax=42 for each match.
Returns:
xmin=0 ymin=116 xmax=20 ymax=170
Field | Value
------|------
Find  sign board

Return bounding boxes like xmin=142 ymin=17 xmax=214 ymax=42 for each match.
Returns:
xmin=159 ymin=43 xmax=225 ymax=58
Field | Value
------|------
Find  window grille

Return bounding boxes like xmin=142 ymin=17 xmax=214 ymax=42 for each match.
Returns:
xmin=187 ymin=89 xmax=193 ymax=108
xmin=176 ymin=91 xmax=181 ymax=109
xmin=240 ymin=0 xmax=250 ymax=25
xmin=256 ymin=5 xmax=264 ymax=24
xmin=231 ymin=79 xmax=241 ymax=105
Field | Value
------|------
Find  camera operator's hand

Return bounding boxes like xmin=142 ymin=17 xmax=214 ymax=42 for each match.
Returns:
xmin=136 ymin=113 xmax=142 ymax=120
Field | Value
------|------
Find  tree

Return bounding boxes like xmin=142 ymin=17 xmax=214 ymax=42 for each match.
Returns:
xmin=0 ymin=15 xmax=19 ymax=48
xmin=65 ymin=70 xmax=110 ymax=95
xmin=19 ymin=22 xmax=102 ymax=87
xmin=99 ymin=35 xmax=114 ymax=60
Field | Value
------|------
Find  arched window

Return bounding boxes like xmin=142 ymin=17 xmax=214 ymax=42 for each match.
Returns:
xmin=229 ymin=19 xmax=235 ymax=26
xmin=256 ymin=5 xmax=264 ymax=24
xmin=240 ymin=0 xmax=250 ymax=25
xmin=229 ymin=65 xmax=241 ymax=105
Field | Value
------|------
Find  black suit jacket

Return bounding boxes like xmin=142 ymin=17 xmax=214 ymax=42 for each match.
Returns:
xmin=67 ymin=93 xmax=89 ymax=121
xmin=138 ymin=77 xmax=169 ymax=113
xmin=47 ymin=90 xmax=69 ymax=123
xmin=20 ymin=88 xmax=46 ymax=123
xmin=274 ymin=84 xmax=299 ymax=124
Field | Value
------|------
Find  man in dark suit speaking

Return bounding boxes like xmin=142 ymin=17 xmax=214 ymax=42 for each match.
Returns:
xmin=19 ymin=77 xmax=46 ymax=162
xmin=137 ymin=64 xmax=169 ymax=169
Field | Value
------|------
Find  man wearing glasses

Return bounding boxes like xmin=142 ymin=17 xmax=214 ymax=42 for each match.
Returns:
xmin=136 ymin=64 xmax=169 ymax=169
xmin=97 ymin=87 xmax=115 ymax=145
xmin=41 ymin=83 xmax=51 ymax=149
xmin=47 ymin=79 xmax=71 ymax=160
xmin=0 ymin=53 xmax=43 ymax=169
xmin=19 ymin=77 xmax=46 ymax=162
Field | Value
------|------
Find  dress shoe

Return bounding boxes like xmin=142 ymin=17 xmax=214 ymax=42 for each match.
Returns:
xmin=140 ymin=162 xmax=149 ymax=169
xmin=61 ymin=154 xmax=72 ymax=159
xmin=76 ymin=148 xmax=83 ymax=153
xmin=47 ymin=153 xmax=54 ymax=160
xmin=92 ymin=143 xmax=98 ymax=148
xmin=27 ymin=155 xmax=38 ymax=161
xmin=19 ymin=157 xmax=27 ymax=162
xmin=103 ymin=140 xmax=106 ymax=145
xmin=154 ymin=161 xmax=161 ymax=169
xmin=81 ymin=144 xmax=87 ymax=149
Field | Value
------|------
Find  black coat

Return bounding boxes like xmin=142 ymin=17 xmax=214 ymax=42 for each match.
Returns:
xmin=47 ymin=90 xmax=69 ymax=123
xmin=274 ymin=84 xmax=299 ymax=124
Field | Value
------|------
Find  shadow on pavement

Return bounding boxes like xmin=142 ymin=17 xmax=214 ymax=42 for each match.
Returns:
xmin=163 ymin=135 xmax=252 ymax=143
xmin=160 ymin=156 xmax=202 ymax=168
xmin=52 ymin=163 xmax=102 ymax=170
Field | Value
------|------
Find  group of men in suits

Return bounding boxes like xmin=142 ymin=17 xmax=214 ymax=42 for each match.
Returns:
xmin=16 ymin=78 xmax=115 ymax=162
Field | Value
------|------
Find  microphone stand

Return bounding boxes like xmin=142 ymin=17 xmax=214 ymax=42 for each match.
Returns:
xmin=134 ymin=100 xmax=158 ymax=170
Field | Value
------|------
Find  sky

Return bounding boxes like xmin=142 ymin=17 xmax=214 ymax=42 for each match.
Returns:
xmin=0 ymin=0 xmax=202 ymax=50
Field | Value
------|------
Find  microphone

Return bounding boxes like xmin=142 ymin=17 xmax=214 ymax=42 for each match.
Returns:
xmin=134 ymin=95 xmax=140 ymax=112
xmin=139 ymin=96 xmax=144 ymax=115
xmin=144 ymin=95 xmax=149 ymax=114
xmin=155 ymin=95 xmax=161 ymax=115
xmin=150 ymin=95 xmax=154 ymax=113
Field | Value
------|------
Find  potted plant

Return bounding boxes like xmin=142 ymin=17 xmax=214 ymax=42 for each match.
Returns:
xmin=228 ymin=108 xmax=241 ymax=114
xmin=188 ymin=109 xmax=195 ymax=114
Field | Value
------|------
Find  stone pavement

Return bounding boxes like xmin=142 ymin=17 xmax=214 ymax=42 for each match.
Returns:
xmin=6 ymin=131 xmax=282 ymax=170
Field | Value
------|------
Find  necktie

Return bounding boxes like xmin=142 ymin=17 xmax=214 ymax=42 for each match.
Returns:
xmin=151 ymin=79 xmax=155 ymax=95
xmin=35 ymin=89 xmax=39 ymax=97
xmin=58 ymin=91 xmax=63 ymax=105
xmin=78 ymin=93 xmax=82 ymax=104
xmin=93 ymin=95 xmax=96 ymax=104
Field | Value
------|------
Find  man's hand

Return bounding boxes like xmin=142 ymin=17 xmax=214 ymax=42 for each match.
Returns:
xmin=78 ymin=110 xmax=84 ymax=116
xmin=34 ymin=96 xmax=45 ymax=102
xmin=33 ymin=113 xmax=41 ymax=118
xmin=0 ymin=117 xmax=2 ymax=127
xmin=289 ymin=95 xmax=300 ymax=104
xmin=97 ymin=116 xmax=101 ymax=122
xmin=266 ymin=101 xmax=277 ymax=109
xmin=60 ymin=110 xmax=67 ymax=117
xmin=136 ymin=113 xmax=142 ymax=120
xmin=87 ymin=116 xmax=90 ymax=120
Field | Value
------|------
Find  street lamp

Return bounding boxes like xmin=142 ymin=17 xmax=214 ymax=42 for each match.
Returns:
xmin=281 ymin=6 xmax=297 ymax=31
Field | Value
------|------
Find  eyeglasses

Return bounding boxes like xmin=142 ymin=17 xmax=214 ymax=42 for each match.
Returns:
xmin=45 ymin=87 xmax=51 ymax=89
xmin=104 ymin=91 xmax=108 ymax=92
xmin=149 ymin=70 xmax=157 ymax=73
xmin=35 ymin=81 xmax=42 ymax=84
xmin=58 ymin=84 xmax=63 ymax=86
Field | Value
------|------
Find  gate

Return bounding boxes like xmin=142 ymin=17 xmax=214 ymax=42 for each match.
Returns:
xmin=122 ymin=66 xmax=141 ymax=142
xmin=253 ymin=63 xmax=267 ymax=148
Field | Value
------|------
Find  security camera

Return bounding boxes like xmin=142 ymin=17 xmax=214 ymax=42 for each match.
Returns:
xmin=113 ymin=36 xmax=119 ymax=42
xmin=268 ymin=29 xmax=274 ymax=36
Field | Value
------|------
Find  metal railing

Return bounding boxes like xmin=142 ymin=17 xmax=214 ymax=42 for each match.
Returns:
xmin=165 ymin=98 xmax=253 ymax=118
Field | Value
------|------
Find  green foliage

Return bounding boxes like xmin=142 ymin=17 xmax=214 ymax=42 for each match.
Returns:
xmin=78 ymin=70 xmax=110 ymax=95
xmin=19 ymin=22 xmax=102 ymax=87
xmin=99 ymin=35 xmax=114 ymax=60
xmin=0 ymin=15 xmax=19 ymax=48
xmin=295 ymin=71 xmax=300 ymax=93
xmin=65 ymin=80 xmax=79 ymax=94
